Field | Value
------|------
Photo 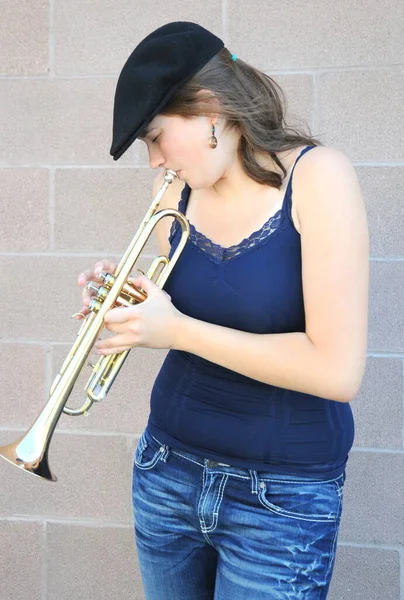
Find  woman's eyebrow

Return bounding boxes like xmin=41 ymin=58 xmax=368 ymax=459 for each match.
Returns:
xmin=139 ymin=126 xmax=156 ymax=139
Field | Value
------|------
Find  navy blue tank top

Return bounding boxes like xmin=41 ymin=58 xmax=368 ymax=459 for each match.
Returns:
xmin=147 ymin=145 xmax=354 ymax=479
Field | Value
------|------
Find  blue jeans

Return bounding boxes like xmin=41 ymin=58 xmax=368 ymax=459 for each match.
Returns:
xmin=132 ymin=427 xmax=345 ymax=600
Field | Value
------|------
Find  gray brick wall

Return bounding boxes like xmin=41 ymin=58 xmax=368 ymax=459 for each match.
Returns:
xmin=0 ymin=2 xmax=403 ymax=598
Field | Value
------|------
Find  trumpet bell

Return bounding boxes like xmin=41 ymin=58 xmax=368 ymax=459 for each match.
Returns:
xmin=0 ymin=169 xmax=189 ymax=482
xmin=0 ymin=435 xmax=56 ymax=482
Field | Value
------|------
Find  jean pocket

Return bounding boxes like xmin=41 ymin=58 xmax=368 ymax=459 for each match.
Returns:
xmin=134 ymin=431 xmax=165 ymax=471
xmin=258 ymin=477 xmax=343 ymax=523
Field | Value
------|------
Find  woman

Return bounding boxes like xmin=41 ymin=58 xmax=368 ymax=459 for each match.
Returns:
xmin=77 ymin=21 xmax=369 ymax=600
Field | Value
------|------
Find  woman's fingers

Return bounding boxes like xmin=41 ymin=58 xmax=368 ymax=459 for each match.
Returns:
xmin=93 ymin=259 xmax=117 ymax=278
xmin=78 ymin=260 xmax=117 ymax=285
xmin=75 ymin=259 xmax=117 ymax=319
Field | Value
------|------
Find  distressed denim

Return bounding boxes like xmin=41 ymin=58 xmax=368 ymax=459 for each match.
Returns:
xmin=132 ymin=427 xmax=345 ymax=600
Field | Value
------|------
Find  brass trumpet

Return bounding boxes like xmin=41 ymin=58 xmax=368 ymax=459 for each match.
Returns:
xmin=0 ymin=169 xmax=190 ymax=481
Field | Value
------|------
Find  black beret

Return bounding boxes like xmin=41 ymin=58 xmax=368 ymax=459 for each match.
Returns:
xmin=110 ymin=21 xmax=224 ymax=161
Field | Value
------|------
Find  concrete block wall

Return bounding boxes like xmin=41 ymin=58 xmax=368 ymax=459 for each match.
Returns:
xmin=0 ymin=2 xmax=403 ymax=598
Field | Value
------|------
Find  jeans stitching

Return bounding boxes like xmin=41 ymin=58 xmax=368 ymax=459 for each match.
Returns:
xmin=260 ymin=474 xmax=345 ymax=485
xmin=138 ymin=433 xmax=147 ymax=455
xmin=145 ymin=431 xmax=346 ymax=487
xmin=199 ymin=472 xmax=214 ymax=531
xmin=324 ymin=487 xmax=343 ymax=583
xmin=257 ymin=482 xmax=338 ymax=523
xmin=171 ymin=449 xmax=205 ymax=467
xmin=135 ymin=450 xmax=162 ymax=471
xmin=198 ymin=471 xmax=216 ymax=547
xmin=250 ymin=470 xmax=259 ymax=494
xmin=205 ymin=474 xmax=228 ymax=533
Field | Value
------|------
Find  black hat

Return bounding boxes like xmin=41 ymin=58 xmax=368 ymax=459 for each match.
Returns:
xmin=110 ymin=21 xmax=224 ymax=161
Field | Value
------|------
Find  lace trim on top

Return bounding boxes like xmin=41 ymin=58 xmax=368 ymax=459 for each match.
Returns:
xmin=169 ymin=192 xmax=284 ymax=262
xmin=169 ymin=145 xmax=315 ymax=263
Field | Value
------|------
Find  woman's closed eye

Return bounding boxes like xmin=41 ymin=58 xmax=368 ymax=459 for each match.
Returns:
xmin=152 ymin=134 xmax=160 ymax=143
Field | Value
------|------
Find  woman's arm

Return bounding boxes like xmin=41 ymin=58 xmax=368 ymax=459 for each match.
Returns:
xmin=175 ymin=320 xmax=348 ymax=401
xmin=174 ymin=147 xmax=370 ymax=404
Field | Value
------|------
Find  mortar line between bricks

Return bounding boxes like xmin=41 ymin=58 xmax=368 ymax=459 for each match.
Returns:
xmin=1 ymin=253 xmax=403 ymax=262
xmin=312 ymin=72 xmax=318 ymax=134
xmin=0 ymin=515 xmax=133 ymax=528
xmin=366 ymin=352 xmax=404 ymax=358
xmin=369 ymin=257 xmax=404 ymax=262
xmin=44 ymin=344 xmax=53 ymax=406
xmin=402 ymin=359 xmax=404 ymax=451
xmin=42 ymin=521 xmax=47 ymax=600
xmin=222 ymin=0 xmax=229 ymax=42
xmin=1 ymin=162 xmax=404 ymax=168
xmin=0 ymin=426 xmax=141 ymax=439
xmin=49 ymin=167 xmax=55 ymax=249
xmin=0 ymin=338 xmax=164 ymax=346
xmin=0 ymin=164 xmax=149 ymax=169
xmin=1 ymin=518 xmax=403 ymax=541
xmin=0 ymin=251 xmax=156 ymax=258
xmin=351 ymin=447 xmax=404 ymax=454
xmin=0 ymin=426 xmax=400 ymax=451
xmin=2 ymin=63 xmax=404 ymax=79
xmin=3 ymin=338 xmax=403 ymax=360
xmin=338 ymin=541 xmax=404 ymax=552
xmin=49 ymin=0 xmax=55 ymax=77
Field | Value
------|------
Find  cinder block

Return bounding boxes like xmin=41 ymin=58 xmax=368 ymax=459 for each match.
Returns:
xmin=329 ymin=545 xmax=400 ymax=600
xmin=351 ymin=357 xmax=402 ymax=449
xmin=54 ymin=2 xmax=222 ymax=75
xmin=271 ymin=74 xmax=314 ymax=134
xmin=368 ymin=262 xmax=404 ymax=353
xmin=54 ymin=167 xmax=160 ymax=254
xmin=339 ymin=451 xmax=404 ymax=545
xmin=317 ymin=70 xmax=404 ymax=160
xmin=1 ymin=1 xmax=48 ymax=75
xmin=356 ymin=166 xmax=404 ymax=258
xmin=0 ymin=520 xmax=42 ymax=600
xmin=0 ymin=255 xmax=122 ymax=342
xmin=228 ymin=0 xmax=404 ymax=69
xmin=0 ymin=431 xmax=132 ymax=522
xmin=47 ymin=522 xmax=144 ymax=599
xmin=52 ymin=343 xmax=166 ymax=435
xmin=0 ymin=169 xmax=49 ymax=251
xmin=0 ymin=80 xmax=132 ymax=165
xmin=0 ymin=343 xmax=47 ymax=428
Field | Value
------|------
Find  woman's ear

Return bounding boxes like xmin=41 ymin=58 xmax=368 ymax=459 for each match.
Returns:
xmin=194 ymin=89 xmax=220 ymax=119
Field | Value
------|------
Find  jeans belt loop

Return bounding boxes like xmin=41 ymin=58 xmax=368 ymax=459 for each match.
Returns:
xmin=250 ymin=469 xmax=259 ymax=494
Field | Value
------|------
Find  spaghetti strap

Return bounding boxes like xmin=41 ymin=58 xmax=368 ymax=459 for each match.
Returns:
xmin=177 ymin=183 xmax=189 ymax=214
xmin=284 ymin=145 xmax=317 ymax=225
xmin=168 ymin=183 xmax=190 ymax=244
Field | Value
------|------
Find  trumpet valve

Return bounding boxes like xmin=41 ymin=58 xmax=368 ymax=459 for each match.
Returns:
xmin=87 ymin=283 xmax=109 ymax=301
xmin=86 ymin=281 xmax=99 ymax=293
xmin=88 ymin=297 xmax=103 ymax=313
xmin=99 ymin=271 xmax=115 ymax=288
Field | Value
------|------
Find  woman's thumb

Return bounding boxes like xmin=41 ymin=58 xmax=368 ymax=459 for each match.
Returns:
xmin=130 ymin=274 xmax=155 ymax=293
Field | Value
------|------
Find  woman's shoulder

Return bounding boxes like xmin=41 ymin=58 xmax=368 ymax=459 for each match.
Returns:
xmin=292 ymin=145 xmax=358 ymax=233
xmin=296 ymin=145 xmax=353 ymax=172
xmin=293 ymin=145 xmax=355 ymax=199
xmin=294 ymin=144 xmax=362 ymax=221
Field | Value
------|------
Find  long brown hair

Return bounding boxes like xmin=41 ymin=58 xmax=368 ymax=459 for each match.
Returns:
xmin=161 ymin=47 xmax=323 ymax=189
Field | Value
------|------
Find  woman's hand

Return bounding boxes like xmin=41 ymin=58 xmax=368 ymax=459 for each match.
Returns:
xmin=76 ymin=258 xmax=117 ymax=319
xmin=94 ymin=274 xmax=184 ymax=354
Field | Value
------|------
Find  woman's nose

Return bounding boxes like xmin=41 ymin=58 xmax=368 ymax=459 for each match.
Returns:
xmin=148 ymin=148 xmax=166 ymax=170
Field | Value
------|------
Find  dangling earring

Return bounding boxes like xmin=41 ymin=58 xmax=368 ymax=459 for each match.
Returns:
xmin=209 ymin=124 xmax=218 ymax=149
